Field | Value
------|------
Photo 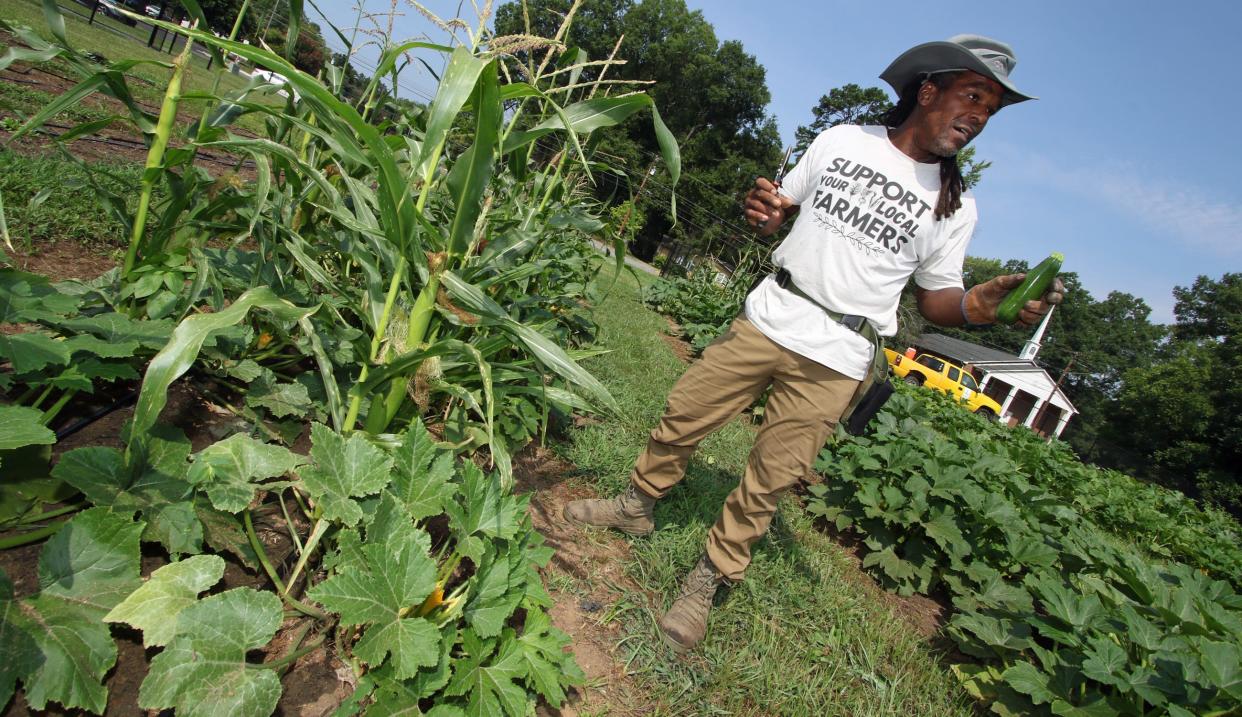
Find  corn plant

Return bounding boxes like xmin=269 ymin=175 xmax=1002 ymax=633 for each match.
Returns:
xmin=2 ymin=1 xmax=683 ymax=714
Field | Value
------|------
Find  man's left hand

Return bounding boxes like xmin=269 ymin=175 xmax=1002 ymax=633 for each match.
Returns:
xmin=963 ymin=274 xmax=1066 ymax=326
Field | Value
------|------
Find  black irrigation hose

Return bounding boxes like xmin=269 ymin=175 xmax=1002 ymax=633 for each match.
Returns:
xmin=54 ymin=389 xmax=137 ymax=441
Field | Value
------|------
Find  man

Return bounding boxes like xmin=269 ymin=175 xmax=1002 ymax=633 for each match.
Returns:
xmin=563 ymin=35 xmax=1063 ymax=651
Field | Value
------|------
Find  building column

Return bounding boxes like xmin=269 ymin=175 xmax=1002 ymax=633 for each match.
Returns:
xmin=979 ymin=374 xmax=992 ymax=392
xmin=1024 ymin=399 xmax=1043 ymax=428
xmin=999 ymin=386 xmax=1017 ymax=418
xmin=1053 ymin=413 xmax=1071 ymax=440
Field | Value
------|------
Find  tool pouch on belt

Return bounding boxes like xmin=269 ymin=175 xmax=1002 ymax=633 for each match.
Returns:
xmin=773 ymin=269 xmax=893 ymax=436
xmin=841 ymin=331 xmax=893 ymax=436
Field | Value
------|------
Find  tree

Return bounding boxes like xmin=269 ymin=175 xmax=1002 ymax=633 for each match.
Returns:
xmin=264 ymin=23 xmax=327 ymax=75
xmin=496 ymin=0 xmax=783 ymax=262
xmin=793 ymin=84 xmax=891 ymax=156
xmin=1172 ymin=272 xmax=1242 ymax=344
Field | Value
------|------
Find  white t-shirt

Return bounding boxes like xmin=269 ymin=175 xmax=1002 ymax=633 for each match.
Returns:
xmin=744 ymin=125 xmax=976 ymax=380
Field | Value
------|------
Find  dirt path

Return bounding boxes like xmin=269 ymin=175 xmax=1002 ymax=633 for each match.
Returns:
xmin=513 ymin=447 xmax=656 ymax=717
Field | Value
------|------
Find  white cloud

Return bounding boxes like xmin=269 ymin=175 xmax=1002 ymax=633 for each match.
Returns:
xmin=996 ymin=147 xmax=1242 ymax=258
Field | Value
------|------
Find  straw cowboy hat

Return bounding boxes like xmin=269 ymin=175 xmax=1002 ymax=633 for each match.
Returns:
xmin=880 ymin=34 xmax=1036 ymax=108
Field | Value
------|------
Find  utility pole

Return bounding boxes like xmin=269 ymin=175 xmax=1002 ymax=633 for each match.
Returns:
xmin=262 ymin=0 xmax=282 ymax=44
xmin=1032 ymin=352 xmax=1075 ymax=438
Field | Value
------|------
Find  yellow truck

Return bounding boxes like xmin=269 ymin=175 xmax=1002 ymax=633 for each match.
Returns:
xmin=883 ymin=348 xmax=1002 ymax=419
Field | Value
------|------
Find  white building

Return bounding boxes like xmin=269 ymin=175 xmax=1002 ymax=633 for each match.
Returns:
xmin=906 ymin=322 xmax=1078 ymax=440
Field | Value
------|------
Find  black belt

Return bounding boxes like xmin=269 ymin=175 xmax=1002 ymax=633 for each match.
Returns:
xmin=773 ymin=268 xmax=870 ymax=335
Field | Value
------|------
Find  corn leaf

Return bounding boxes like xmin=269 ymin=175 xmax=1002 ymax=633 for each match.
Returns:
xmin=440 ymin=271 xmax=619 ymax=415
xmin=445 ymin=60 xmax=501 ymax=258
xmin=417 ymin=46 xmax=489 ymax=187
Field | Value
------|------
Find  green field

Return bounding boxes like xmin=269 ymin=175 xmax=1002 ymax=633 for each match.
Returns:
xmin=1 ymin=3 xmax=1239 ymax=715
xmin=1 ymin=0 xmax=279 ymax=131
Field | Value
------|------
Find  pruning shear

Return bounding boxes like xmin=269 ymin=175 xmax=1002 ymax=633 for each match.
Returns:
xmin=760 ymin=146 xmax=794 ymax=230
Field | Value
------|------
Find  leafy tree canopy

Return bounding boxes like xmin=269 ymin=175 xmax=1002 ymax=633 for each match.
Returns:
xmin=496 ymin=0 xmax=782 ymax=262
xmin=792 ymin=83 xmax=891 ymax=156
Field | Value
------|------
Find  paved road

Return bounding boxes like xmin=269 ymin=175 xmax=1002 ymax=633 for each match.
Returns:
xmin=589 ymin=239 xmax=659 ymax=276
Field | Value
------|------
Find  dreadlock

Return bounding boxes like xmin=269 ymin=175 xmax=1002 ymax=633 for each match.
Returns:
xmin=880 ymin=72 xmax=965 ymax=221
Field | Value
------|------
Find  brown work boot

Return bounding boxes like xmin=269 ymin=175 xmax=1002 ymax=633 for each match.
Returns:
xmin=562 ymin=483 xmax=656 ymax=536
xmin=658 ymin=555 xmax=727 ymax=652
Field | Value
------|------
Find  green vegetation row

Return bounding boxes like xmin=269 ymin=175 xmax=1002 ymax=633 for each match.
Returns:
xmin=641 ymin=260 xmax=754 ymax=353
xmin=809 ymin=388 xmax=1242 ymax=715
xmin=640 ymin=265 xmax=1241 ymax=714
xmin=0 ymin=0 xmax=680 ymax=713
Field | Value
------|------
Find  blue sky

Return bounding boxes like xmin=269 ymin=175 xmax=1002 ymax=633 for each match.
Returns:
xmin=312 ymin=0 xmax=1241 ymax=324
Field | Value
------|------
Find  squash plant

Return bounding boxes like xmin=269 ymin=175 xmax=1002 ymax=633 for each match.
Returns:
xmin=809 ymin=388 xmax=1242 ymax=715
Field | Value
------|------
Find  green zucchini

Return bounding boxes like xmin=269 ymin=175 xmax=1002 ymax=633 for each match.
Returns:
xmin=996 ymin=252 xmax=1063 ymax=324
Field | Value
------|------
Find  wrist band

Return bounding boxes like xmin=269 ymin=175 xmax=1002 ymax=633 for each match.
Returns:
xmin=960 ymin=288 xmax=992 ymax=328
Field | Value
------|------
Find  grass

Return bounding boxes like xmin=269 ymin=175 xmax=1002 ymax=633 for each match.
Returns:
xmin=0 ymin=78 xmax=113 ymax=125
xmin=560 ymin=270 xmax=974 ymax=716
xmin=1 ymin=0 xmax=280 ymax=133
xmin=0 ymin=147 xmax=140 ymax=251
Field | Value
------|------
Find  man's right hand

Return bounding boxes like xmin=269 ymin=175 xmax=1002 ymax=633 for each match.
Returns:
xmin=744 ymin=178 xmax=795 ymax=237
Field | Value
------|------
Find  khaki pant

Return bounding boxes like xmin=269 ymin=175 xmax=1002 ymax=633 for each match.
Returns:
xmin=631 ymin=315 xmax=860 ymax=581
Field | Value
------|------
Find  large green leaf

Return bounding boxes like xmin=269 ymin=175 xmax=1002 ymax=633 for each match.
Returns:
xmin=444 ymin=629 xmax=529 ymax=717
xmin=0 ymin=331 xmax=70 ymax=373
xmin=513 ymin=609 xmax=583 ymax=706
xmin=1001 ymin=661 xmax=1056 ymax=706
xmin=1033 ymin=576 xmax=1103 ymax=630
xmin=1199 ymin=640 xmax=1242 ymax=700
xmin=0 ymin=508 xmax=143 ymax=713
xmin=1080 ymin=636 xmax=1129 ymax=689
xmin=56 ymin=312 xmax=174 ymax=350
xmin=54 ymin=429 xmax=199 ymax=555
xmin=444 ymin=460 xmax=521 ymax=543
xmin=186 ymin=434 xmax=304 ymax=513
xmin=138 ymin=588 xmax=283 ymax=717
xmin=463 ymin=542 xmax=523 ymax=639
xmin=52 ymin=446 xmax=125 ymax=507
xmin=388 ymin=421 xmax=458 ymax=521
xmin=104 ymin=555 xmax=225 ymax=647
xmin=0 ymin=405 xmax=55 ymax=451
xmin=299 ymin=423 xmax=394 ymax=525
xmin=246 ymin=374 xmax=314 ymax=419
xmin=308 ymin=494 xmax=439 ymax=679
xmin=125 ymin=287 xmax=314 ymax=474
